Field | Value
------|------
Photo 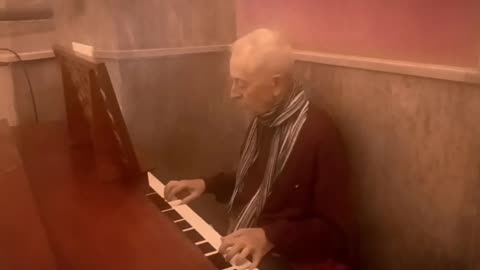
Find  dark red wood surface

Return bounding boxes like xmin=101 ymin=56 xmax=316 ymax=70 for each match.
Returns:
xmin=11 ymin=121 xmax=216 ymax=270
xmin=0 ymin=119 xmax=57 ymax=270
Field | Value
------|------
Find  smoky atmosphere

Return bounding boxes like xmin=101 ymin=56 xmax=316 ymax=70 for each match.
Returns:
xmin=1 ymin=1 xmax=479 ymax=270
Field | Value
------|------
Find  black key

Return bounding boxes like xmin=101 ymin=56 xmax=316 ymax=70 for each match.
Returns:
xmin=148 ymin=194 xmax=171 ymax=211
xmin=206 ymin=253 xmax=232 ymax=270
xmin=163 ymin=209 xmax=183 ymax=221
xmin=184 ymin=229 xmax=204 ymax=243
xmin=197 ymin=242 xmax=216 ymax=254
xmin=175 ymin=219 xmax=192 ymax=230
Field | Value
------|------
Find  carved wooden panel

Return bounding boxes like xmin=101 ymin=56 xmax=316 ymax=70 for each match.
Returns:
xmin=54 ymin=46 xmax=147 ymax=182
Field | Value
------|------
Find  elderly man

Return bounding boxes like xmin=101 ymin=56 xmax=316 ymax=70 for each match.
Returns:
xmin=164 ymin=29 xmax=355 ymax=270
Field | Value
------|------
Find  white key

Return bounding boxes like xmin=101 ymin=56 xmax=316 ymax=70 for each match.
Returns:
xmin=231 ymin=254 xmax=253 ymax=270
xmin=148 ymin=172 xmax=259 ymax=270
xmin=169 ymin=199 xmax=183 ymax=207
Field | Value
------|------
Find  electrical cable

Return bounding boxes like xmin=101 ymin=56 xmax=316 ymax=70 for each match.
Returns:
xmin=0 ymin=48 xmax=39 ymax=123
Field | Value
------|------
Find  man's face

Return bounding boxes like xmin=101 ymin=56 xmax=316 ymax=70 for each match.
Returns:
xmin=229 ymin=56 xmax=277 ymax=115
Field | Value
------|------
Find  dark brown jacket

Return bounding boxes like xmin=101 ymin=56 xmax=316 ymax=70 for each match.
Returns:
xmin=204 ymin=105 xmax=356 ymax=269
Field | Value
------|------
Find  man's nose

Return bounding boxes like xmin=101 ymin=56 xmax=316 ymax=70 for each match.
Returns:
xmin=230 ymin=85 xmax=242 ymax=99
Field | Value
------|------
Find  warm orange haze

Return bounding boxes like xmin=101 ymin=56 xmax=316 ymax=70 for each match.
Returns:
xmin=1 ymin=1 xmax=479 ymax=270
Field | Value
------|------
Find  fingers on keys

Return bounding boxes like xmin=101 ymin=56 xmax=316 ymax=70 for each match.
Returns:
xmin=164 ymin=180 xmax=181 ymax=201
xmin=224 ymin=243 xmax=244 ymax=262
xmin=180 ymin=192 xmax=198 ymax=205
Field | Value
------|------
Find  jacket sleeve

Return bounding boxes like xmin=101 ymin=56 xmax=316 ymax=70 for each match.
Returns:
xmin=261 ymin=120 xmax=354 ymax=262
xmin=203 ymin=172 xmax=236 ymax=204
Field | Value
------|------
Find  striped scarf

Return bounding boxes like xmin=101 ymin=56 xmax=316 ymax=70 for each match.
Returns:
xmin=227 ymin=80 xmax=309 ymax=232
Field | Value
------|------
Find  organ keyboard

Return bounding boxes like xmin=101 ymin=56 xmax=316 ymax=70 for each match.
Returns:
xmin=147 ymin=172 xmax=259 ymax=270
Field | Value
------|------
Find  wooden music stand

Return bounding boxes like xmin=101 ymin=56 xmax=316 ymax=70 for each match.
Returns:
xmin=53 ymin=45 xmax=151 ymax=183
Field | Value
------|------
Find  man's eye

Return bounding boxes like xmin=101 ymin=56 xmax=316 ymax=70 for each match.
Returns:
xmin=237 ymin=82 xmax=247 ymax=89
xmin=232 ymin=78 xmax=247 ymax=90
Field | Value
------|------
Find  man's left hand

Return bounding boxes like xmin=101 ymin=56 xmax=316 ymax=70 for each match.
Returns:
xmin=219 ymin=228 xmax=273 ymax=269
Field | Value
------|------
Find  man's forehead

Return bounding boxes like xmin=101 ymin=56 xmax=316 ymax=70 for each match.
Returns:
xmin=229 ymin=53 xmax=252 ymax=80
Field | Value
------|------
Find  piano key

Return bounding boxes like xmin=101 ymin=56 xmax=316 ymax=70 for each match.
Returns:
xmin=148 ymin=175 xmax=221 ymax=243
xmin=184 ymin=229 xmax=205 ymax=243
xmin=195 ymin=239 xmax=208 ymax=245
xmin=169 ymin=204 xmax=221 ymax=245
xmin=147 ymin=173 xmax=259 ymax=270
xmin=197 ymin=242 xmax=216 ymax=254
xmin=169 ymin=199 xmax=183 ymax=206
xmin=163 ymin=209 xmax=183 ymax=221
xmin=230 ymin=255 xmax=253 ymax=270
xmin=147 ymin=194 xmax=172 ymax=211
xmin=207 ymin=253 xmax=233 ymax=270
xmin=175 ymin=219 xmax=192 ymax=230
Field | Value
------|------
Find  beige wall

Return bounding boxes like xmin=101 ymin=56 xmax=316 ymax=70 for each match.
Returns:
xmin=108 ymin=0 xmax=235 ymax=49
xmin=107 ymin=52 xmax=248 ymax=179
xmin=9 ymin=59 xmax=64 ymax=124
xmin=53 ymin=0 xmax=118 ymax=50
xmin=51 ymin=0 xmax=243 ymax=175
xmin=0 ymin=1 xmax=62 ymax=125
xmin=0 ymin=60 xmax=64 ymax=126
xmin=295 ymin=61 xmax=480 ymax=270
xmin=53 ymin=0 xmax=235 ymax=50
xmin=1 ymin=19 xmax=54 ymax=52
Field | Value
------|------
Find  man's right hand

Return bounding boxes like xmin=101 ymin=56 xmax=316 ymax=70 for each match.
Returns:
xmin=164 ymin=179 xmax=206 ymax=204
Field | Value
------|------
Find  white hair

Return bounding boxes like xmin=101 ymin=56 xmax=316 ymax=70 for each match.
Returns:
xmin=230 ymin=28 xmax=294 ymax=77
